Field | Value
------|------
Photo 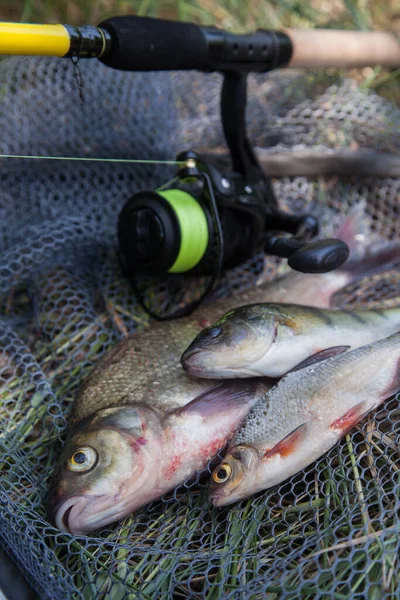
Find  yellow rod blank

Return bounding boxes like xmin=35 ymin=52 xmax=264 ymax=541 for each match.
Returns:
xmin=0 ymin=23 xmax=70 ymax=56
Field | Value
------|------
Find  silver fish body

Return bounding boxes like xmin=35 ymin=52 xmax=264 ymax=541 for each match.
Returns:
xmin=209 ymin=332 xmax=400 ymax=506
xmin=50 ymin=379 xmax=270 ymax=534
xmin=182 ymin=303 xmax=400 ymax=378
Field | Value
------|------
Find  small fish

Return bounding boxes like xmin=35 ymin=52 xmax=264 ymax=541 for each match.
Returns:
xmin=49 ymin=379 xmax=270 ymax=534
xmin=181 ymin=303 xmax=400 ymax=378
xmin=209 ymin=332 xmax=400 ymax=507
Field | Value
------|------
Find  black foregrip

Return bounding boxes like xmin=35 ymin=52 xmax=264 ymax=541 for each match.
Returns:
xmin=98 ymin=15 xmax=293 ymax=72
xmin=99 ymin=16 xmax=210 ymax=71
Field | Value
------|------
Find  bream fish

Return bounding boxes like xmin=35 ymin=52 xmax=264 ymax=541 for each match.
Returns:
xmin=50 ymin=378 xmax=271 ymax=534
xmin=182 ymin=303 xmax=400 ymax=378
xmin=209 ymin=332 xmax=400 ymax=506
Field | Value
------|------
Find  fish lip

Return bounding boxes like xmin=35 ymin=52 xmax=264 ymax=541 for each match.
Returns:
xmin=54 ymin=496 xmax=89 ymax=534
xmin=182 ymin=349 xmax=228 ymax=378
xmin=181 ymin=351 xmax=210 ymax=376
xmin=181 ymin=348 xmax=200 ymax=364
xmin=183 ymin=362 xmax=210 ymax=377
xmin=208 ymin=488 xmax=233 ymax=507
xmin=53 ymin=495 xmax=108 ymax=535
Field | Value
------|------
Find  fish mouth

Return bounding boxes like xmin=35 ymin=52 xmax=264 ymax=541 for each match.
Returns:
xmin=182 ymin=350 xmax=239 ymax=378
xmin=54 ymin=496 xmax=90 ymax=534
xmin=182 ymin=347 xmax=267 ymax=378
xmin=181 ymin=349 xmax=211 ymax=377
xmin=53 ymin=493 xmax=143 ymax=535
xmin=209 ymin=490 xmax=236 ymax=508
xmin=53 ymin=495 xmax=115 ymax=535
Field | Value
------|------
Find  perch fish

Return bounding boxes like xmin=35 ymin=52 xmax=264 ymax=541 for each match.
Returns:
xmin=182 ymin=303 xmax=400 ymax=378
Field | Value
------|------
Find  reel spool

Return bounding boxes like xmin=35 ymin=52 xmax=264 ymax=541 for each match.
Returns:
xmin=118 ymin=153 xmax=268 ymax=278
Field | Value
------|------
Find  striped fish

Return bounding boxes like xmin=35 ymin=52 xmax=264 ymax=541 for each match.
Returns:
xmin=182 ymin=302 xmax=400 ymax=377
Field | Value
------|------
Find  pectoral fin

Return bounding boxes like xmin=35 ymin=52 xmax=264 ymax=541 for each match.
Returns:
xmin=329 ymin=401 xmax=370 ymax=434
xmin=175 ymin=379 xmax=271 ymax=419
xmin=263 ymin=422 xmax=309 ymax=460
xmin=289 ymin=346 xmax=350 ymax=373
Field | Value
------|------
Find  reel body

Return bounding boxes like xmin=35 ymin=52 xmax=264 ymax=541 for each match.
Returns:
xmin=117 ymin=72 xmax=349 ymax=318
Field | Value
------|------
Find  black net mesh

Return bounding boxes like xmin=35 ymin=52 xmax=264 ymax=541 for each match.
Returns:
xmin=0 ymin=56 xmax=399 ymax=599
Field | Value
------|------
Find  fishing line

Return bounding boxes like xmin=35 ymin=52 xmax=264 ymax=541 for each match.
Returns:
xmin=0 ymin=154 xmax=184 ymax=165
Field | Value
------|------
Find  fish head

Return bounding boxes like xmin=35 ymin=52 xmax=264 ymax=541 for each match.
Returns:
xmin=182 ymin=305 xmax=277 ymax=377
xmin=209 ymin=422 xmax=312 ymax=506
xmin=49 ymin=405 xmax=165 ymax=535
xmin=208 ymin=444 xmax=261 ymax=506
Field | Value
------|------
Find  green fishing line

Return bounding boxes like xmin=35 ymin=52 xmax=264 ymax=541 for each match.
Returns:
xmin=0 ymin=154 xmax=183 ymax=165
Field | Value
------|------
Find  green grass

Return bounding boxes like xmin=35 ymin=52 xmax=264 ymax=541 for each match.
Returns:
xmin=0 ymin=0 xmax=395 ymax=31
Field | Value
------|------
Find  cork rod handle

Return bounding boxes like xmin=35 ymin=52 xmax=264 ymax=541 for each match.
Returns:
xmin=285 ymin=29 xmax=400 ymax=68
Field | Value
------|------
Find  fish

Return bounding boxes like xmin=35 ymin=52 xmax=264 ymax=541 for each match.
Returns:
xmin=181 ymin=303 xmax=400 ymax=378
xmin=49 ymin=211 xmax=399 ymax=532
xmin=208 ymin=331 xmax=400 ymax=507
xmin=49 ymin=378 xmax=271 ymax=534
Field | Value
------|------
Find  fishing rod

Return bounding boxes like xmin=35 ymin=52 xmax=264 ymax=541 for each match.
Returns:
xmin=0 ymin=18 xmax=400 ymax=69
xmin=1 ymin=16 xmax=400 ymax=319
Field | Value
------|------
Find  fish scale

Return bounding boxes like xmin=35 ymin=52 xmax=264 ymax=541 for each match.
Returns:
xmin=209 ymin=332 xmax=400 ymax=507
xmin=236 ymin=334 xmax=399 ymax=448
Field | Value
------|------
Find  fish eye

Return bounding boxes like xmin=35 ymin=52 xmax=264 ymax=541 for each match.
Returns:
xmin=212 ymin=463 xmax=232 ymax=484
xmin=203 ymin=326 xmax=222 ymax=339
xmin=67 ymin=447 xmax=98 ymax=473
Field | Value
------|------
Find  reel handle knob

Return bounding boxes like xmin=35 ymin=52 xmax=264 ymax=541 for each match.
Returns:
xmin=288 ymin=239 xmax=350 ymax=273
xmin=265 ymin=237 xmax=349 ymax=273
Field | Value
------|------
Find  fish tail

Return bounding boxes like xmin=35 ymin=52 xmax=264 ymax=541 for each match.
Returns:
xmin=342 ymin=242 xmax=400 ymax=280
xmin=329 ymin=248 xmax=400 ymax=309
xmin=333 ymin=202 xmax=370 ymax=262
xmin=332 ymin=203 xmax=400 ymax=277
xmin=320 ymin=206 xmax=400 ymax=308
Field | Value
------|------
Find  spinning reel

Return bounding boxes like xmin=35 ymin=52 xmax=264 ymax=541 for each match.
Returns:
xmin=118 ymin=71 xmax=349 ymax=318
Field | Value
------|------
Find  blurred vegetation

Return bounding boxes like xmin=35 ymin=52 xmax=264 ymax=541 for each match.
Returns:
xmin=0 ymin=0 xmax=398 ymax=101
xmin=0 ymin=0 xmax=397 ymax=31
